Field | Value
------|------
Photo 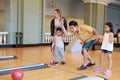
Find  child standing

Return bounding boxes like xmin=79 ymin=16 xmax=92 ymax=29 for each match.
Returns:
xmin=52 ymin=27 xmax=65 ymax=65
xmin=94 ymin=22 xmax=114 ymax=75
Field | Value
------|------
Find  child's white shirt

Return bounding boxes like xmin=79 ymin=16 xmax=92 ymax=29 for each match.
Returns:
xmin=54 ymin=36 xmax=64 ymax=48
xmin=101 ymin=33 xmax=113 ymax=51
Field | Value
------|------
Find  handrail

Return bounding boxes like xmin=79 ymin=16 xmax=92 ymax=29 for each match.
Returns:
xmin=44 ymin=33 xmax=75 ymax=43
xmin=0 ymin=32 xmax=9 ymax=44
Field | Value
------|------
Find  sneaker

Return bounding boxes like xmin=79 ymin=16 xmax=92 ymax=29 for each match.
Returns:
xmin=94 ymin=67 xmax=102 ymax=73
xmin=103 ymin=70 xmax=111 ymax=75
xmin=61 ymin=61 xmax=65 ymax=65
xmin=87 ymin=62 xmax=95 ymax=67
xmin=50 ymin=61 xmax=55 ymax=65
xmin=77 ymin=65 xmax=87 ymax=70
xmin=55 ymin=62 xmax=58 ymax=65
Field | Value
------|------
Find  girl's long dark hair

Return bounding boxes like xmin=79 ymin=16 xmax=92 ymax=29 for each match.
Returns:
xmin=105 ymin=22 xmax=114 ymax=33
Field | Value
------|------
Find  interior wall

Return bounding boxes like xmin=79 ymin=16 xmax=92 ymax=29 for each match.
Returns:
xmin=1 ymin=0 xmax=120 ymax=45
xmin=23 ymin=0 xmax=44 ymax=44
xmin=0 ymin=10 xmax=4 ymax=31
xmin=107 ymin=5 xmax=120 ymax=33
xmin=0 ymin=0 xmax=5 ymax=31
xmin=46 ymin=0 xmax=84 ymax=18
xmin=4 ymin=0 xmax=45 ymax=44
xmin=0 ymin=0 xmax=5 ymax=10
xmin=45 ymin=0 xmax=84 ymax=33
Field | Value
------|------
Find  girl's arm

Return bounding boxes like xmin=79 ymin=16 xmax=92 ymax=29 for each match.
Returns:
xmin=109 ymin=33 xmax=114 ymax=43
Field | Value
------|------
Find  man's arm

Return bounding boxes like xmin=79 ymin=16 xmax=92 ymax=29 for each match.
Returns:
xmin=61 ymin=20 xmax=72 ymax=36
xmin=93 ymin=28 xmax=101 ymax=43
xmin=62 ymin=24 xmax=68 ymax=36
xmin=93 ymin=28 xmax=99 ymax=36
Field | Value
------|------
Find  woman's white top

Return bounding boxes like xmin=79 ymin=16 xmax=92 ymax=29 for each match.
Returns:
xmin=55 ymin=19 xmax=62 ymax=28
xmin=55 ymin=36 xmax=64 ymax=48
xmin=54 ymin=19 xmax=62 ymax=34
xmin=101 ymin=33 xmax=113 ymax=51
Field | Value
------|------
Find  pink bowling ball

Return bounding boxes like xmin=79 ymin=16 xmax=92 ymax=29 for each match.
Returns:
xmin=11 ymin=69 xmax=24 ymax=80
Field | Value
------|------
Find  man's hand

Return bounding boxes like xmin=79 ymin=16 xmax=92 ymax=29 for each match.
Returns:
xmin=96 ymin=36 xmax=102 ymax=44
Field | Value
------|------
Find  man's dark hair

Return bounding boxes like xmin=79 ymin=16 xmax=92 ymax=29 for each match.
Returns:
xmin=56 ymin=27 xmax=62 ymax=32
xmin=69 ymin=20 xmax=78 ymax=27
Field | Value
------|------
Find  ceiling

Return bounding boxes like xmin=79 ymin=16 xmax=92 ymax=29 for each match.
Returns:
xmin=110 ymin=0 xmax=120 ymax=7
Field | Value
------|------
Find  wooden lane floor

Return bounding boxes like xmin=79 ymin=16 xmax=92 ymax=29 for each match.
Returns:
xmin=0 ymin=46 xmax=120 ymax=80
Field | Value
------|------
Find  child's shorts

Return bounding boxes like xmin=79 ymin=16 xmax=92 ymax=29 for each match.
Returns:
xmin=102 ymin=49 xmax=112 ymax=54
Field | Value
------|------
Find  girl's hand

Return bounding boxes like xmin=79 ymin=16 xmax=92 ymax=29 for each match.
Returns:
xmin=109 ymin=33 xmax=113 ymax=37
